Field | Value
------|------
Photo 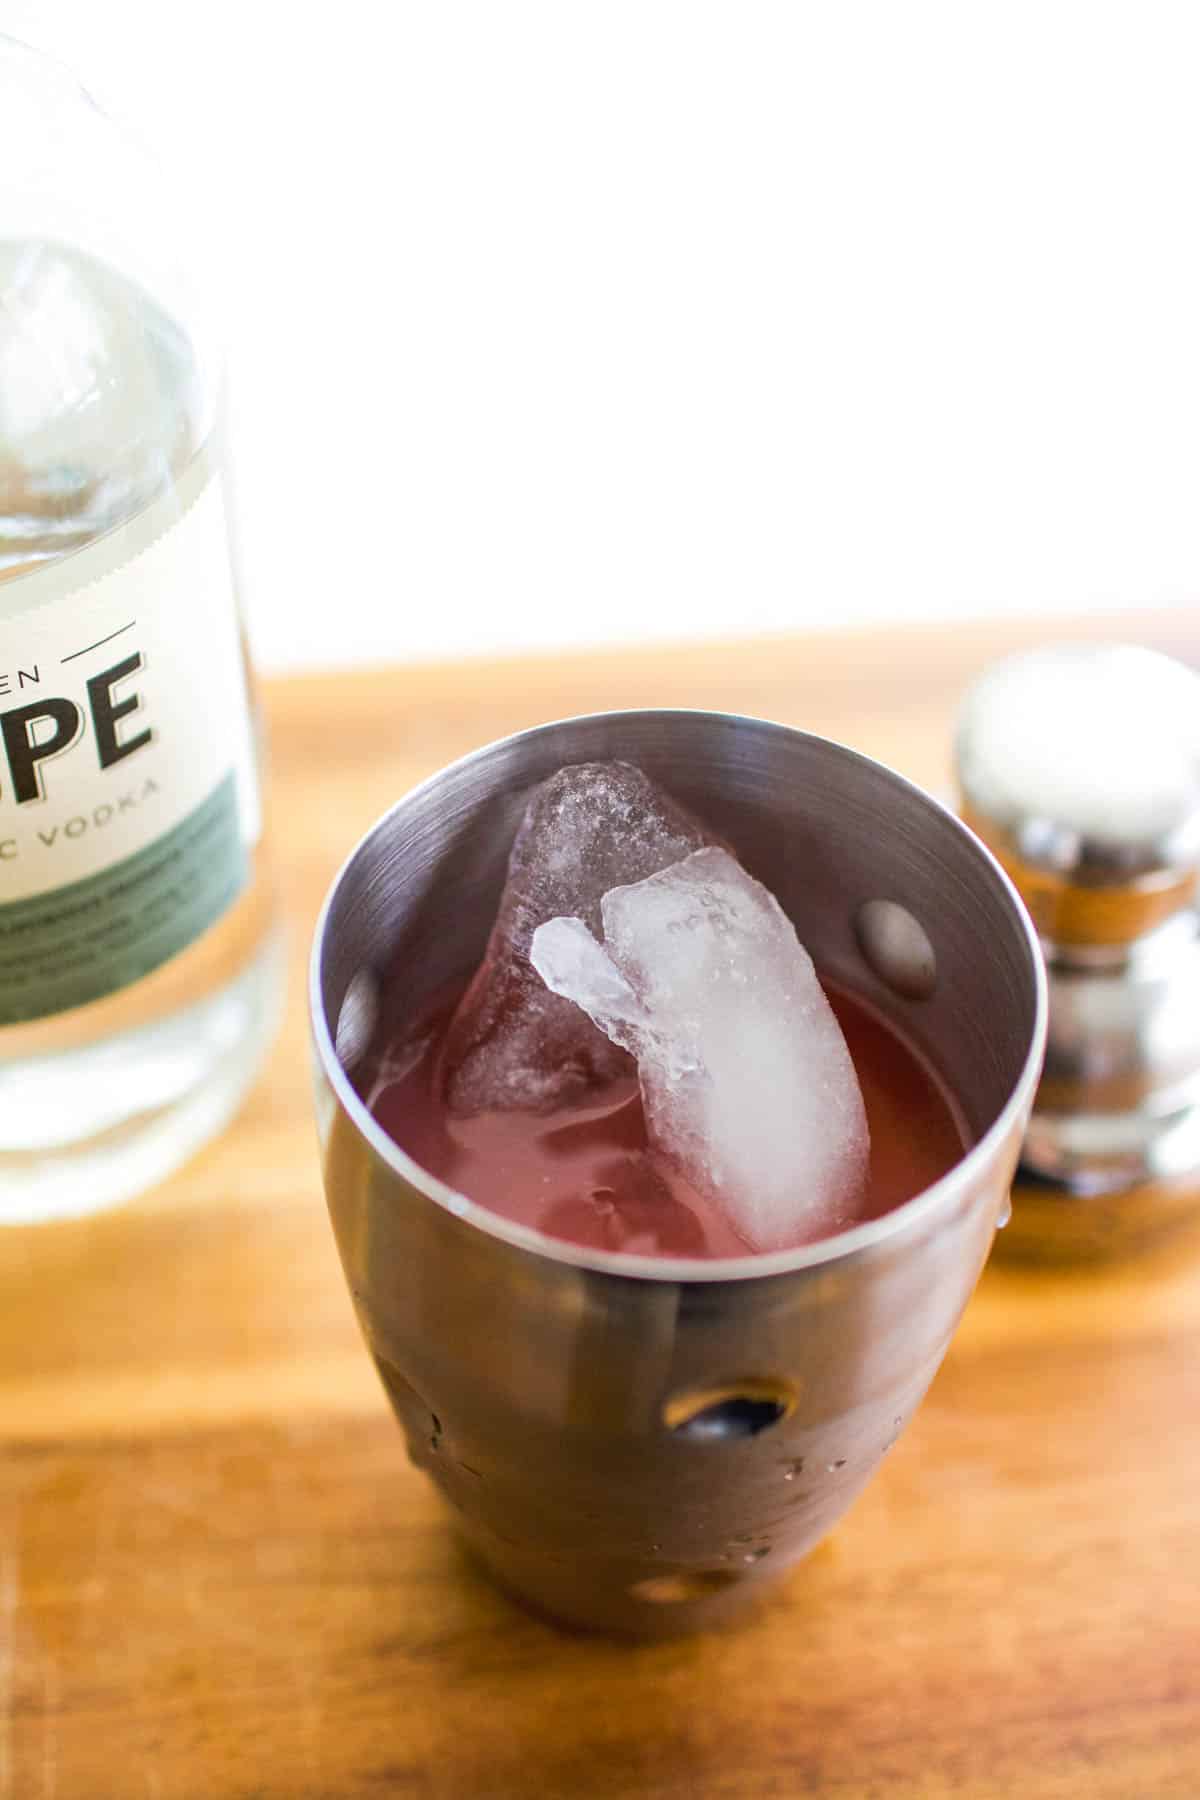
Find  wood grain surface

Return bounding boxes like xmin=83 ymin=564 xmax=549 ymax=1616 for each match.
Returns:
xmin=3 ymin=611 xmax=1199 ymax=1799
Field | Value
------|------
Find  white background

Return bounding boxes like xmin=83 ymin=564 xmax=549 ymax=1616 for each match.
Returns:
xmin=4 ymin=3 xmax=1200 ymax=673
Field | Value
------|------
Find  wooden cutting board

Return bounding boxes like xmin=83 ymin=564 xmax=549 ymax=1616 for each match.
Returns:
xmin=3 ymin=610 xmax=1199 ymax=1799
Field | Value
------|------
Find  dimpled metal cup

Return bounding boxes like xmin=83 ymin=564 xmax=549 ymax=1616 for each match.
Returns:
xmin=311 ymin=712 xmax=1046 ymax=1636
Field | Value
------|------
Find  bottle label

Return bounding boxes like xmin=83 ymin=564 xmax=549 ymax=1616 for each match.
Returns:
xmin=0 ymin=452 xmax=259 ymax=1025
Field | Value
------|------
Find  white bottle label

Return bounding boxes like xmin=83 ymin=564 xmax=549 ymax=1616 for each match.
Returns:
xmin=0 ymin=453 xmax=259 ymax=1024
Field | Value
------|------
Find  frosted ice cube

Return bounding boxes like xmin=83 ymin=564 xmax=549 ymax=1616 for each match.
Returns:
xmin=530 ymin=847 xmax=870 ymax=1250
xmin=440 ymin=762 xmax=715 ymax=1114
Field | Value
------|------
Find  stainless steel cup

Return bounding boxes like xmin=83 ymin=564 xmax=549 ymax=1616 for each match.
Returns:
xmin=310 ymin=711 xmax=1046 ymax=1636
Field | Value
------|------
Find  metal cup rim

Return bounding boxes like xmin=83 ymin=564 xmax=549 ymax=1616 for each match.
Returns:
xmin=309 ymin=707 xmax=1048 ymax=1285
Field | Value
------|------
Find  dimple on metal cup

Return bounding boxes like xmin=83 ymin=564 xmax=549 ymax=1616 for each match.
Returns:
xmin=311 ymin=712 xmax=1046 ymax=1636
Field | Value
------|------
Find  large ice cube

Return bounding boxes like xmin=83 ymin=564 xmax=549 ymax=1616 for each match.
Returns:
xmin=530 ymin=847 xmax=870 ymax=1250
xmin=440 ymin=762 xmax=715 ymax=1114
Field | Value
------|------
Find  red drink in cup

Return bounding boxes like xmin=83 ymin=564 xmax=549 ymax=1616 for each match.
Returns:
xmin=366 ymin=981 xmax=964 ymax=1258
xmin=312 ymin=714 xmax=1045 ymax=1634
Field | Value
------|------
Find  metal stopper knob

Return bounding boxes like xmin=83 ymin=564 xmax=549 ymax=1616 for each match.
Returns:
xmin=956 ymin=643 xmax=1200 ymax=947
xmin=955 ymin=642 xmax=1200 ymax=1256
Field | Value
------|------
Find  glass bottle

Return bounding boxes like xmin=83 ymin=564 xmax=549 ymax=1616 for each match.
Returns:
xmin=0 ymin=36 xmax=284 ymax=1221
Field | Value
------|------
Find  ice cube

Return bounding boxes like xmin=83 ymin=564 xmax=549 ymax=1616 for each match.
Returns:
xmin=440 ymin=762 xmax=715 ymax=1114
xmin=530 ymin=847 xmax=870 ymax=1250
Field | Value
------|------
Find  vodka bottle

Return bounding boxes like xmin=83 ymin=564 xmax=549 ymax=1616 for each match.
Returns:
xmin=0 ymin=37 xmax=284 ymax=1220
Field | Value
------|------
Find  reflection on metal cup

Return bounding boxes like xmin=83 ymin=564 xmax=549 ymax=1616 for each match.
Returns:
xmin=310 ymin=711 xmax=1046 ymax=1635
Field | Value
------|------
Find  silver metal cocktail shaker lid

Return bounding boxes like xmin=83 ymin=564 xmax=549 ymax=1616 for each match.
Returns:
xmin=956 ymin=642 xmax=1200 ymax=1256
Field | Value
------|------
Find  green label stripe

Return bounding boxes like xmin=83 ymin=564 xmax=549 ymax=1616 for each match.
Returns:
xmin=0 ymin=773 xmax=246 ymax=1026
